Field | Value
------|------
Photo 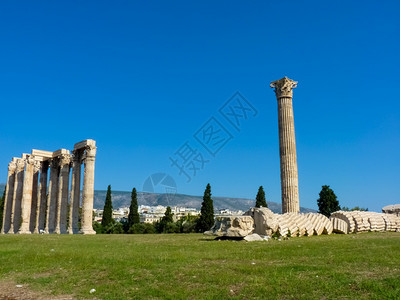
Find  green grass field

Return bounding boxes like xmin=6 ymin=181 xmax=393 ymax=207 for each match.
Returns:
xmin=0 ymin=232 xmax=399 ymax=299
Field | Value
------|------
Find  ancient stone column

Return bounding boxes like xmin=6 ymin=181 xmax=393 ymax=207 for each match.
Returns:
xmin=45 ymin=159 xmax=59 ymax=233
xmin=34 ymin=161 xmax=49 ymax=233
xmin=270 ymin=77 xmax=300 ymax=213
xmin=81 ymin=143 xmax=97 ymax=234
xmin=29 ymin=160 xmax=41 ymax=233
xmin=9 ymin=158 xmax=25 ymax=233
xmin=19 ymin=155 xmax=35 ymax=234
xmin=55 ymin=154 xmax=71 ymax=234
xmin=68 ymin=150 xmax=82 ymax=234
xmin=1 ymin=160 xmax=17 ymax=234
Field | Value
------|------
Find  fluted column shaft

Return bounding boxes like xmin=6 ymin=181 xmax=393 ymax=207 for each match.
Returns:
xmin=277 ymin=97 xmax=299 ymax=213
xmin=19 ymin=155 xmax=35 ymax=234
xmin=68 ymin=151 xmax=82 ymax=234
xmin=45 ymin=160 xmax=59 ymax=233
xmin=1 ymin=161 xmax=17 ymax=234
xmin=55 ymin=155 xmax=71 ymax=234
xmin=271 ymin=77 xmax=300 ymax=213
xmin=34 ymin=161 xmax=49 ymax=233
xmin=81 ymin=145 xmax=96 ymax=234
xmin=10 ymin=159 xmax=25 ymax=233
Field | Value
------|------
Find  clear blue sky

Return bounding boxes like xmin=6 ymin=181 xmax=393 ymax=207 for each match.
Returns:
xmin=1 ymin=1 xmax=399 ymax=212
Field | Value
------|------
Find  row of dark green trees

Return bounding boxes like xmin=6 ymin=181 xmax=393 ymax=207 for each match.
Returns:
xmin=94 ymin=183 xmax=219 ymax=234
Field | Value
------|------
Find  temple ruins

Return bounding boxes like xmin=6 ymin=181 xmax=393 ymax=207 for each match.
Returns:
xmin=271 ymin=77 xmax=300 ymax=213
xmin=1 ymin=139 xmax=96 ymax=234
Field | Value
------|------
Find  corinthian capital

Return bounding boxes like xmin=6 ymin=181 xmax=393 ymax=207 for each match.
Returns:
xmin=59 ymin=154 xmax=71 ymax=167
xmin=270 ymin=77 xmax=298 ymax=98
xmin=16 ymin=159 xmax=25 ymax=171
xmin=26 ymin=155 xmax=35 ymax=166
xmin=85 ymin=145 xmax=97 ymax=158
xmin=34 ymin=160 xmax=41 ymax=173
xmin=8 ymin=161 xmax=17 ymax=173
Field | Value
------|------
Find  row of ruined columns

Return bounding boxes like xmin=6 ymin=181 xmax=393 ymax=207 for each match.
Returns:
xmin=1 ymin=140 xmax=96 ymax=234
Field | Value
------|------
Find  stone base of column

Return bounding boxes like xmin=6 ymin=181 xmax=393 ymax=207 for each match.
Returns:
xmin=17 ymin=229 xmax=32 ymax=234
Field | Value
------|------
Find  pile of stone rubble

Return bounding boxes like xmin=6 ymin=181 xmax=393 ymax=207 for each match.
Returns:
xmin=330 ymin=211 xmax=400 ymax=234
xmin=208 ymin=207 xmax=400 ymax=239
xmin=209 ymin=207 xmax=333 ymax=238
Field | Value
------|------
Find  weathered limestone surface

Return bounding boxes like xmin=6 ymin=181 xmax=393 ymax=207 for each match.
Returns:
xmin=2 ymin=139 xmax=97 ymax=235
xmin=215 ymin=208 xmax=332 ymax=238
xmin=210 ymin=216 xmax=254 ymax=237
xmin=243 ymin=233 xmax=264 ymax=242
xmin=330 ymin=211 xmax=400 ymax=233
xmin=244 ymin=207 xmax=278 ymax=236
xmin=80 ymin=141 xmax=97 ymax=234
xmin=18 ymin=155 xmax=35 ymax=234
xmin=270 ymin=77 xmax=300 ymax=213
xmin=10 ymin=159 xmax=25 ymax=234
xmin=382 ymin=204 xmax=400 ymax=216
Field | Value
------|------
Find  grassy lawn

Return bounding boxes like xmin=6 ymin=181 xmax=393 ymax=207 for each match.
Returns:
xmin=0 ymin=232 xmax=399 ymax=299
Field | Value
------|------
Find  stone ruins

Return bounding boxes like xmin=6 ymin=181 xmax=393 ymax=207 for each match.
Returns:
xmin=271 ymin=77 xmax=300 ymax=213
xmin=1 ymin=139 xmax=97 ymax=234
xmin=382 ymin=204 xmax=400 ymax=216
xmin=209 ymin=208 xmax=400 ymax=239
xmin=330 ymin=211 xmax=400 ymax=234
xmin=209 ymin=208 xmax=333 ymax=238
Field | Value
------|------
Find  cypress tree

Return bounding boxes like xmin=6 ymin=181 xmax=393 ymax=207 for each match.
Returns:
xmin=196 ymin=183 xmax=214 ymax=232
xmin=157 ymin=206 xmax=174 ymax=233
xmin=162 ymin=206 xmax=174 ymax=223
xmin=317 ymin=185 xmax=340 ymax=217
xmin=128 ymin=187 xmax=140 ymax=228
xmin=102 ymin=185 xmax=113 ymax=227
xmin=255 ymin=186 xmax=267 ymax=208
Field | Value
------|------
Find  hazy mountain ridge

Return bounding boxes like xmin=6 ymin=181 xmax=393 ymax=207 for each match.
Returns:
xmin=0 ymin=184 xmax=316 ymax=213
xmin=93 ymin=190 xmax=316 ymax=214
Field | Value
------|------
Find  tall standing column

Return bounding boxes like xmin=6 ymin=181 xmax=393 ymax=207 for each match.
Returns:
xmin=34 ymin=161 xmax=49 ymax=233
xmin=81 ymin=144 xmax=96 ymax=234
xmin=45 ymin=159 xmax=59 ymax=233
xmin=10 ymin=159 xmax=25 ymax=233
xmin=29 ymin=161 xmax=40 ymax=232
xmin=55 ymin=154 xmax=71 ymax=234
xmin=1 ymin=160 xmax=17 ymax=234
xmin=270 ymin=77 xmax=300 ymax=213
xmin=68 ymin=150 xmax=82 ymax=234
xmin=19 ymin=155 xmax=35 ymax=234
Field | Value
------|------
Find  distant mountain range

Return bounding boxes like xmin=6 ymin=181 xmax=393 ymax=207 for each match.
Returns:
xmin=0 ymin=183 xmax=316 ymax=214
